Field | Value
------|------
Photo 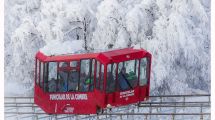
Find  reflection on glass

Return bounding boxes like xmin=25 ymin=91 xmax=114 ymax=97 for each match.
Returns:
xmin=139 ymin=58 xmax=148 ymax=86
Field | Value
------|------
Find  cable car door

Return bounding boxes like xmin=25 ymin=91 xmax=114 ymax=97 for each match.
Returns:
xmin=112 ymin=60 xmax=140 ymax=106
xmin=94 ymin=61 xmax=106 ymax=109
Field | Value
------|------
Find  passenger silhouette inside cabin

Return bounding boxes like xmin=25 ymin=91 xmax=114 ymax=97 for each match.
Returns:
xmin=80 ymin=73 xmax=90 ymax=92
xmin=118 ymin=67 xmax=133 ymax=91
xmin=68 ymin=71 xmax=79 ymax=91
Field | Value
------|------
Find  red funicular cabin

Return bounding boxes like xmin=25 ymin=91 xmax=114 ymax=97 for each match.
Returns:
xmin=34 ymin=48 xmax=152 ymax=114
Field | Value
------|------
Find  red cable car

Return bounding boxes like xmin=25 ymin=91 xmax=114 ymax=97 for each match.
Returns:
xmin=34 ymin=48 xmax=152 ymax=114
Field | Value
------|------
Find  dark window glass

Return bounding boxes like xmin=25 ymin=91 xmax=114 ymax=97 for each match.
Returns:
xmin=47 ymin=62 xmax=58 ymax=92
xmin=58 ymin=70 xmax=69 ymax=92
xmin=106 ymin=64 xmax=116 ymax=93
xmin=56 ymin=61 xmax=82 ymax=92
xmin=68 ymin=70 xmax=79 ymax=91
xmin=36 ymin=60 xmax=40 ymax=85
xmin=89 ymin=59 xmax=95 ymax=91
xmin=96 ymin=61 xmax=100 ymax=89
xmin=91 ymin=59 xmax=95 ymax=79
xmin=43 ymin=63 xmax=48 ymax=91
xmin=80 ymin=59 xmax=91 ymax=92
xmin=100 ymin=64 xmax=104 ymax=91
xmin=139 ymin=58 xmax=148 ymax=86
xmin=57 ymin=62 xmax=69 ymax=92
xmin=40 ymin=62 xmax=44 ymax=88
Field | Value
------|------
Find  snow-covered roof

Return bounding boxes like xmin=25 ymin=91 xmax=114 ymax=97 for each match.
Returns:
xmin=40 ymin=40 xmax=85 ymax=56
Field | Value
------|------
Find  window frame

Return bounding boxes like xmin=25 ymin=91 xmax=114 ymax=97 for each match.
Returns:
xmin=106 ymin=63 xmax=117 ymax=93
xmin=139 ymin=57 xmax=149 ymax=86
xmin=100 ymin=64 xmax=104 ymax=91
xmin=39 ymin=62 xmax=43 ymax=88
xmin=43 ymin=62 xmax=49 ymax=92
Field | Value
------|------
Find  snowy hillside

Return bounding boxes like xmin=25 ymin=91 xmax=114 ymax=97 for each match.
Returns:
xmin=4 ymin=0 xmax=211 ymax=96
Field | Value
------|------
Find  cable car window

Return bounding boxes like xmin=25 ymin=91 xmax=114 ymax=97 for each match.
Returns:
xmin=106 ymin=64 xmax=116 ymax=93
xmin=100 ymin=64 xmax=104 ymax=91
xmin=80 ymin=59 xmax=91 ymax=92
xmin=57 ymin=62 xmax=69 ymax=92
xmin=96 ymin=61 xmax=100 ymax=89
xmin=43 ymin=63 xmax=48 ymax=91
xmin=70 ymin=61 xmax=78 ymax=67
xmin=58 ymin=69 xmax=69 ymax=92
xmin=89 ymin=59 xmax=95 ymax=91
xmin=68 ymin=70 xmax=79 ymax=92
xmin=139 ymin=58 xmax=148 ymax=86
xmin=47 ymin=62 xmax=58 ymax=92
xmin=118 ymin=60 xmax=138 ymax=91
xmin=135 ymin=60 xmax=139 ymax=84
xmin=40 ymin=62 xmax=44 ymax=88
xmin=36 ymin=59 xmax=40 ymax=85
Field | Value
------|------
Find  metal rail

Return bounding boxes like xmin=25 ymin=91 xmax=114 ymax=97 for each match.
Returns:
xmin=4 ymin=112 xmax=210 ymax=115
xmin=4 ymin=94 xmax=210 ymax=99
xmin=4 ymin=94 xmax=211 ymax=120
xmin=4 ymin=101 xmax=210 ymax=105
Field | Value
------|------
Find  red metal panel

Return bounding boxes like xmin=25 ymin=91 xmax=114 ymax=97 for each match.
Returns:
xmin=35 ymin=85 xmax=98 ymax=114
xmin=113 ymin=87 xmax=140 ymax=106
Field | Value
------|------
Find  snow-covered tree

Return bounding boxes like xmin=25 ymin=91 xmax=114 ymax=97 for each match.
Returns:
xmin=148 ymin=0 xmax=210 ymax=94
xmin=37 ymin=0 xmax=96 ymax=50
xmin=6 ymin=17 xmax=44 ymax=86
xmin=90 ymin=0 xmax=127 ymax=49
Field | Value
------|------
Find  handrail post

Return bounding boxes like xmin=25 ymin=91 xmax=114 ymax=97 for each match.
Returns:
xmin=174 ymin=102 xmax=176 ymax=114
xmin=97 ymin=114 xmax=99 ymax=120
xmin=145 ymin=115 xmax=148 ymax=120
xmin=149 ymin=103 xmax=152 ymax=120
xmin=172 ymin=114 xmax=175 ymax=120
xmin=15 ymin=98 xmax=19 ymax=120
xmin=160 ymin=96 xmax=162 ymax=111
xmin=183 ymin=96 xmax=185 ymax=106
xmin=200 ymin=104 xmax=203 ymax=120
xmin=209 ymin=95 xmax=210 ymax=103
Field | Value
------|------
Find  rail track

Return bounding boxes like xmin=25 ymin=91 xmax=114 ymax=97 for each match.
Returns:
xmin=4 ymin=94 xmax=211 ymax=120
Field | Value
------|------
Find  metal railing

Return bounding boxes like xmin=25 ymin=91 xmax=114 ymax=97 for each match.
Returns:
xmin=4 ymin=94 xmax=211 ymax=120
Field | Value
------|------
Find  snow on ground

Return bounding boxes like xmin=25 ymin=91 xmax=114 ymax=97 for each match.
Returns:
xmin=4 ymin=95 xmax=210 ymax=120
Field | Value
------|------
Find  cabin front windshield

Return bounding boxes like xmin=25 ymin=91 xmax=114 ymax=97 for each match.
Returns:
xmin=118 ymin=59 xmax=139 ymax=91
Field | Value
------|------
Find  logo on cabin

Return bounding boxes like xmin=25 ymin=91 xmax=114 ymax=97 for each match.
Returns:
xmin=120 ymin=90 xmax=134 ymax=98
xmin=126 ymin=55 xmax=130 ymax=58
xmin=50 ymin=94 xmax=88 ymax=100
